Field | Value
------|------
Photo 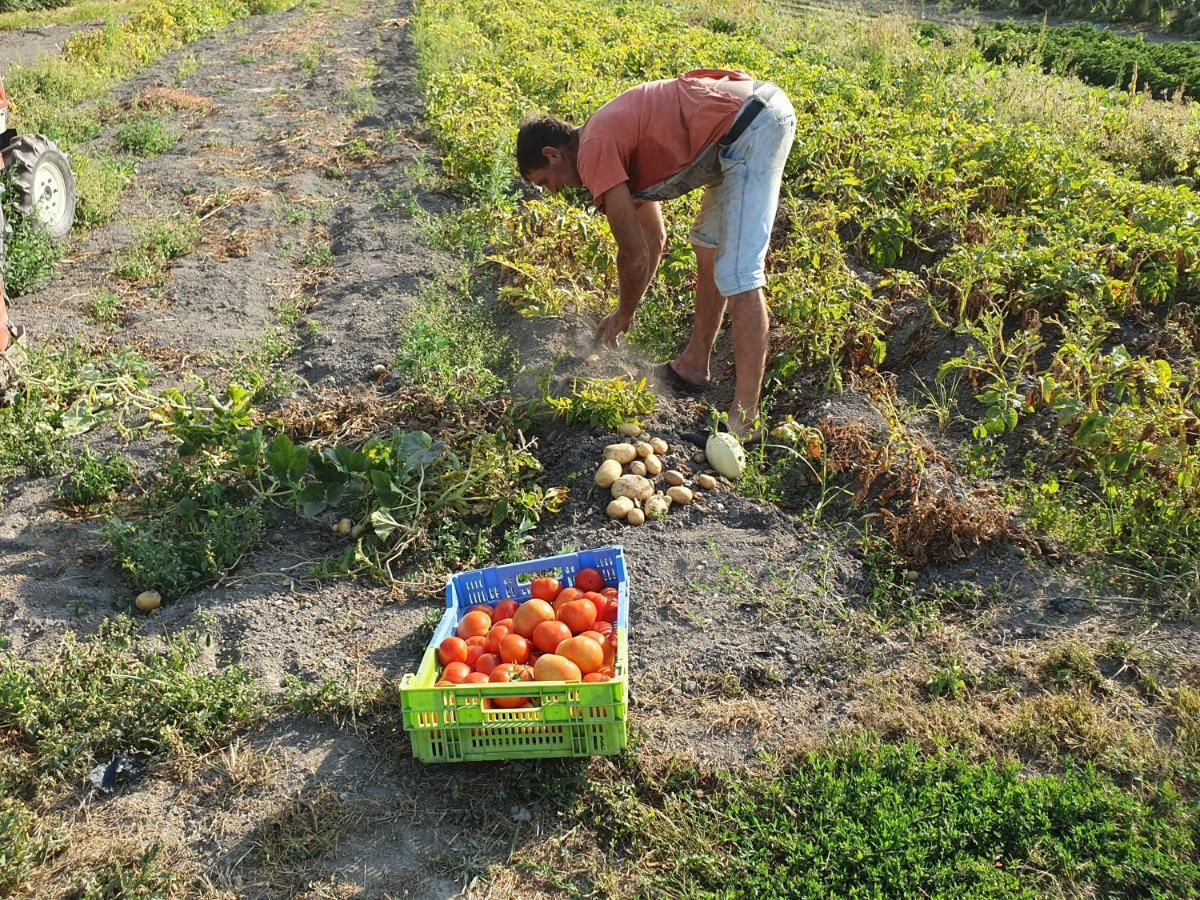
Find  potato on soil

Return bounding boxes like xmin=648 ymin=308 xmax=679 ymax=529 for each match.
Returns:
xmin=617 ymin=422 xmax=641 ymax=437
xmin=603 ymin=443 xmax=637 ymax=464
xmin=696 ymin=473 xmax=718 ymax=490
xmin=643 ymin=453 xmax=662 ymax=476
xmin=644 ymin=495 xmax=671 ymax=520
xmin=634 ymin=441 xmax=653 ymax=458
xmin=607 ymin=496 xmax=635 ymax=519
xmin=667 ymin=485 xmax=694 ymax=505
xmin=649 ymin=437 xmax=668 ymax=455
xmin=595 ymin=458 xmax=622 ymax=488
xmin=664 ymin=470 xmax=685 ymax=486
xmin=626 ymin=507 xmax=645 ymax=525
xmin=629 ymin=460 xmax=647 ymax=477
xmin=611 ymin=474 xmax=653 ymax=502
xmin=134 ymin=590 xmax=162 ymax=612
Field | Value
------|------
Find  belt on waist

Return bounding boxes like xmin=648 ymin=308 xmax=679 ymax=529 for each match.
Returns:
xmin=718 ymin=96 xmax=766 ymax=148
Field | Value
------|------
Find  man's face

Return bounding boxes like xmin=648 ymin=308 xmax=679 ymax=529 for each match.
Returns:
xmin=526 ymin=146 xmax=581 ymax=193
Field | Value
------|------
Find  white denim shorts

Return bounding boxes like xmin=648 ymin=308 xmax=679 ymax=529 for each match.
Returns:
xmin=689 ymin=83 xmax=797 ymax=297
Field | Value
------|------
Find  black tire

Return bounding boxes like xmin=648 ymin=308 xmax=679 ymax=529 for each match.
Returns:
xmin=2 ymin=134 xmax=76 ymax=240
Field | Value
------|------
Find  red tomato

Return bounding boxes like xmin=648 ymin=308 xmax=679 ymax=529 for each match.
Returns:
xmin=583 ymin=672 xmax=610 ymax=683
xmin=554 ymin=587 xmax=583 ymax=609
xmin=500 ymin=633 xmax=531 ymax=664
xmin=465 ymin=635 xmax=487 ymax=649
xmin=591 ymin=621 xmax=613 ymax=638
xmin=474 ymin=653 xmax=500 ymax=675
xmin=601 ymin=587 xmax=618 ymax=600
xmin=443 ymin=661 xmax=471 ymax=683
xmin=575 ymin=567 xmax=604 ymax=593
xmin=557 ymin=599 xmax=597 ymax=634
xmin=601 ymin=601 xmax=617 ymax=624
xmin=468 ymin=603 xmax=494 ymax=616
xmin=530 ymin=577 xmax=560 ymax=602
xmin=485 ymin=624 xmax=510 ymax=654
xmin=490 ymin=664 xmax=533 ymax=708
xmin=438 ymin=636 xmax=468 ymax=666
xmin=494 ymin=617 xmax=514 ymax=631
xmin=512 ymin=599 xmax=554 ymax=638
xmin=463 ymin=672 xmax=490 ymax=684
xmin=556 ymin=636 xmax=603 ymax=675
xmin=457 ymin=610 xmax=492 ymax=639
xmin=582 ymin=591 xmax=608 ymax=620
xmin=465 ymin=645 xmax=485 ymax=668
xmin=494 ymin=598 xmax=519 ymax=620
xmin=532 ymin=619 xmax=572 ymax=653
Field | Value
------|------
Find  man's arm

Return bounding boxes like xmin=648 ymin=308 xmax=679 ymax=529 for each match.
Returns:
xmin=596 ymin=183 xmax=660 ymax=347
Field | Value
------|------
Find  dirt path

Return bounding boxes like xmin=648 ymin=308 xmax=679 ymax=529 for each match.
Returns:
xmin=4 ymin=0 xmax=1198 ymax=895
xmin=0 ymin=21 xmax=97 ymax=77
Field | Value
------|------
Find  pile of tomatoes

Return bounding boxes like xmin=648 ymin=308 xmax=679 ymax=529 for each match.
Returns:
xmin=433 ymin=566 xmax=620 ymax=708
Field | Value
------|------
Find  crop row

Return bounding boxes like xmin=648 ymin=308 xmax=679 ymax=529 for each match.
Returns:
xmin=413 ymin=0 xmax=1200 ymax=575
xmin=975 ymin=22 xmax=1200 ymax=97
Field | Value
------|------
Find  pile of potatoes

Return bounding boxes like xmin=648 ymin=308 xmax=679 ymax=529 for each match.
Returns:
xmin=595 ymin=422 xmax=719 ymax=526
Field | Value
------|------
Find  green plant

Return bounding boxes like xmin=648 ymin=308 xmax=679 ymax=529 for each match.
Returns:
xmin=0 ymin=617 xmax=262 ymax=799
xmin=1042 ymin=641 xmax=1106 ymax=692
xmin=114 ymin=219 xmax=198 ymax=283
xmin=0 ymin=175 xmax=58 ymax=298
xmin=64 ymin=844 xmax=183 ymax=899
xmin=56 ymin=446 xmax=136 ymax=506
xmin=72 ymin=153 xmax=137 ymax=227
xmin=926 ymin=655 xmax=973 ymax=699
xmin=391 ymin=278 xmax=507 ymax=402
xmin=283 ymin=673 xmax=384 ymax=725
xmin=88 ymin=289 xmax=123 ymax=324
xmin=589 ymin=741 xmax=1200 ymax=897
xmin=116 ymin=115 xmax=181 ymax=156
xmin=543 ymin=375 xmax=655 ymax=431
xmin=0 ymin=344 xmax=153 ymax=481
xmin=977 ymin=24 xmax=1200 ymax=96
xmin=104 ymin=455 xmax=265 ymax=599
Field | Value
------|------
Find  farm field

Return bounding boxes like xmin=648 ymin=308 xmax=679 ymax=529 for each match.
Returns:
xmin=0 ymin=0 xmax=1197 ymax=896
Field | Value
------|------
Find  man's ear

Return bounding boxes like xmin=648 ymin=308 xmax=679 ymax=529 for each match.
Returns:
xmin=542 ymin=145 xmax=563 ymax=165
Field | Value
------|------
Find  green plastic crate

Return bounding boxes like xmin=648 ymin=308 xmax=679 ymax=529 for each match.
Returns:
xmin=399 ymin=546 xmax=629 ymax=763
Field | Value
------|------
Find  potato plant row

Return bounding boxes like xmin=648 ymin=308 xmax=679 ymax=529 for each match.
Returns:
xmin=413 ymin=0 xmax=1200 ymax=571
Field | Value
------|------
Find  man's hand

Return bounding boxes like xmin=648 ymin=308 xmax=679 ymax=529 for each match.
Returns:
xmin=596 ymin=309 xmax=632 ymax=347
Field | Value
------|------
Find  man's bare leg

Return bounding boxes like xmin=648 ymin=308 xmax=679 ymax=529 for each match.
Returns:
xmin=671 ymin=245 xmax=724 ymax=386
xmin=727 ymin=286 xmax=769 ymax=437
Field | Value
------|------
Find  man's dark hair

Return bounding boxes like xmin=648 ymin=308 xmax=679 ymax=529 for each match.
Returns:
xmin=515 ymin=116 xmax=578 ymax=178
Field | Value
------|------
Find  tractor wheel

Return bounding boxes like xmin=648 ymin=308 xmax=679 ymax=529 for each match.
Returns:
xmin=2 ymin=134 xmax=76 ymax=240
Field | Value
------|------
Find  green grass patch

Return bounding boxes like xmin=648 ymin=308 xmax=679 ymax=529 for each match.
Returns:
xmin=0 ymin=617 xmax=262 ymax=892
xmin=587 ymin=742 xmax=1200 ymax=897
xmin=113 ymin=218 xmax=198 ymax=283
xmin=116 ymin=114 xmax=181 ymax=156
xmin=391 ymin=277 xmax=508 ymax=402
xmin=0 ymin=0 xmax=148 ymax=30
xmin=0 ymin=616 xmax=263 ymax=798
xmin=72 ymin=153 xmax=137 ymax=228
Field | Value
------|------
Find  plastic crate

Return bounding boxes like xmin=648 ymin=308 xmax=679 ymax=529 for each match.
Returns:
xmin=399 ymin=546 xmax=629 ymax=763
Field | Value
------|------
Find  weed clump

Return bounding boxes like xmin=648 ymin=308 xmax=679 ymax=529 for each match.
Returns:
xmin=104 ymin=456 xmax=265 ymax=600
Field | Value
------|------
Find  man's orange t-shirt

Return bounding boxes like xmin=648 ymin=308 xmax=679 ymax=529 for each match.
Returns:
xmin=576 ymin=69 xmax=750 ymax=211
